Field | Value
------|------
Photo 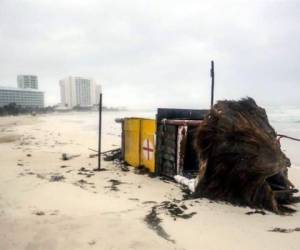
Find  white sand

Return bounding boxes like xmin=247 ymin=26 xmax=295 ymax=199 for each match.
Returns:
xmin=0 ymin=113 xmax=300 ymax=250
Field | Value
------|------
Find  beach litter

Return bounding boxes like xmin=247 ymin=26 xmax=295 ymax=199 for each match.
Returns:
xmin=145 ymin=205 xmax=175 ymax=243
xmin=33 ymin=211 xmax=45 ymax=216
xmin=50 ymin=174 xmax=65 ymax=182
xmin=269 ymin=227 xmax=300 ymax=233
xmin=174 ymin=175 xmax=197 ymax=192
xmin=105 ymin=179 xmax=125 ymax=191
xmin=145 ymin=200 xmax=196 ymax=243
xmin=73 ymin=179 xmax=95 ymax=189
xmin=60 ymin=165 xmax=70 ymax=168
xmin=61 ymin=153 xmax=80 ymax=161
xmin=246 ymin=210 xmax=267 ymax=215
xmin=77 ymin=167 xmax=95 ymax=177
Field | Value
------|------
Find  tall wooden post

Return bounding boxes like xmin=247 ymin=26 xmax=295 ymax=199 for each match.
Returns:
xmin=210 ymin=60 xmax=215 ymax=109
xmin=97 ymin=93 xmax=102 ymax=170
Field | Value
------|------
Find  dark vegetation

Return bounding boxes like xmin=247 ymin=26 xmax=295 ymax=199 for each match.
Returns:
xmin=0 ymin=103 xmax=125 ymax=116
xmin=194 ymin=98 xmax=300 ymax=214
xmin=0 ymin=102 xmax=54 ymax=116
xmin=73 ymin=105 xmax=126 ymax=111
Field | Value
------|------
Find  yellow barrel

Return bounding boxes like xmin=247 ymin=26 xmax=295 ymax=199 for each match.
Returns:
xmin=123 ymin=118 xmax=156 ymax=173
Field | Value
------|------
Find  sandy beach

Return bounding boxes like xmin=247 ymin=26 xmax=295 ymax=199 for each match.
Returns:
xmin=0 ymin=112 xmax=300 ymax=250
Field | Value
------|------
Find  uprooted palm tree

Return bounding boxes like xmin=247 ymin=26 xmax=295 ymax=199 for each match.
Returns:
xmin=194 ymin=98 xmax=300 ymax=214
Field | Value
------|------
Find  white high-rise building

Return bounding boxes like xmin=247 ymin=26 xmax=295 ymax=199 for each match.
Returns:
xmin=59 ymin=77 xmax=101 ymax=108
xmin=17 ymin=75 xmax=38 ymax=89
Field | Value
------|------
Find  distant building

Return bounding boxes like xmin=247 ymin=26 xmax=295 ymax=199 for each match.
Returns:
xmin=17 ymin=75 xmax=38 ymax=89
xmin=59 ymin=77 xmax=101 ymax=108
xmin=95 ymin=84 xmax=102 ymax=105
xmin=0 ymin=86 xmax=44 ymax=108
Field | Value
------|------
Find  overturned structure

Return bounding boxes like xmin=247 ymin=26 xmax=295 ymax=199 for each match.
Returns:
xmin=194 ymin=98 xmax=300 ymax=214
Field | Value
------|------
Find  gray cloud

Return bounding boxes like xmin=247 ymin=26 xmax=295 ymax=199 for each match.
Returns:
xmin=0 ymin=0 xmax=299 ymax=108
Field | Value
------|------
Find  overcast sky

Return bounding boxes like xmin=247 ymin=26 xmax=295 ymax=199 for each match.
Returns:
xmin=0 ymin=0 xmax=299 ymax=109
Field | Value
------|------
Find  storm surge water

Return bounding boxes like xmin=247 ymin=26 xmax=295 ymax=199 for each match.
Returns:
xmin=267 ymin=106 xmax=300 ymax=167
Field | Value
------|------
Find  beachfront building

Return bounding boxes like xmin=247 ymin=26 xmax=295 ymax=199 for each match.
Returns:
xmin=17 ymin=75 xmax=38 ymax=89
xmin=0 ymin=86 xmax=44 ymax=107
xmin=59 ymin=76 xmax=101 ymax=108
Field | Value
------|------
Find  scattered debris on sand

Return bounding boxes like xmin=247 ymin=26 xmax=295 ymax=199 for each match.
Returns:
xmin=144 ymin=200 xmax=197 ymax=242
xmin=89 ymin=153 xmax=98 ymax=158
xmin=103 ymin=148 xmax=121 ymax=161
xmin=180 ymin=186 xmax=193 ymax=200
xmin=145 ymin=206 xmax=175 ymax=243
xmin=78 ymin=167 xmax=95 ymax=178
xmin=269 ymin=227 xmax=300 ymax=233
xmin=61 ymin=153 xmax=80 ymax=161
xmin=105 ymin=179 xmax=125 ymax=191
xmin=36 ymin=173 xmax=46 ymax=179
xmin=18 ymin=170 xmax=68 ymax=183
xmin=142 ymin=201 xmax=157 ymax=205
xmin=50 ymin=174 xmax=65 ymax=182
xmin=246 ymin=210 xmax=267 ymax=215
xmin=73 ymin=179 xmax=95 ymax=189
xmin=160 ymin=201 xmax=197 ymax=220
xmin=60 ymin=165 xmax=70 ymax=168
xmin=33 ymin=210 xmax=59 ymax=216
xmin=33 ymin=211 xmax=45 ymax=216
xmin=18 ymin=169 xmax=37 ymax=177
xmin=120 ymin=165 xmax=130 ymax=172
xmin=102 ymin=148 xmax=131 ymax=172
xmin=159 ymin=176 xmax=171 ymax=183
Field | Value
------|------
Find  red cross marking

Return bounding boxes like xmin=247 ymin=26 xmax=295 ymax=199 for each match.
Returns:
xmin=142 ymin=139 xmax=154 ymax=160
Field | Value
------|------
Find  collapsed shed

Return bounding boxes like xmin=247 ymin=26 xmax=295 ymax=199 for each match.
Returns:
xmin=119 ymin=108 xmax=207 ymax=177
xmin=155 ymin=108 xmax=207 ymax=178
xmin=193 ymin=98 xmax=300 ymax=214
xmin=117 ymin=98 xmax=299 ymax=213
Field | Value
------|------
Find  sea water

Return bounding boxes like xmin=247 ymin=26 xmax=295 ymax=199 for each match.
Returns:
xmin=267 ymin=107 xmax=300 ymax=167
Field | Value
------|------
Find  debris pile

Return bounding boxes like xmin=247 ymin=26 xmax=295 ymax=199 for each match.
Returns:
xmin=193 ymin=98 xmax=300 ymax=213
xmin=102 ymin=148 xmax=130 ymax=172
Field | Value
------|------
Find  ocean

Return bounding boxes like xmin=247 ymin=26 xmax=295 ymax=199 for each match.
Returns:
xmin=267 ymin=107 xmax=300 ymax=167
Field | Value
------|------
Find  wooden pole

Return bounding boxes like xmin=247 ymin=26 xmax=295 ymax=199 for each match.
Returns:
xmin=97 ymin=93 xmax=102 ymax=170
xmin=210 ymin=60 xmax=215 ymax=109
